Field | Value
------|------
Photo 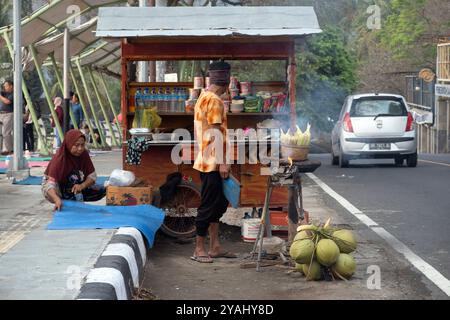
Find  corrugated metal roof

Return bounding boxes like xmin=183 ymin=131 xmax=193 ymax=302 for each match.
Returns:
xmin=0 ymin=0 xmax=126 ymax=48
xmin=34 ymin=18 xmax=98 ymax=65
xmin=96 ymin=6 xmax=322 ymax=38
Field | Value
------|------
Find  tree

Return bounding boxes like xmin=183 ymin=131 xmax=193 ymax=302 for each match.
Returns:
xmin=296 ymin=28 xmax=357 ymax=133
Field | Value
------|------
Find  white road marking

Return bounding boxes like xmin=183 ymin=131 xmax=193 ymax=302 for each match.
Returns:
xmin=419 ymin=159 xmax=450 ymax=168
xmin=306 ymin=173 xmax=378 ymax=227
xmin=306 ymin=172 xmax=450 ymax=297
xmin=372 ymin=227 xmax=450 ymax=296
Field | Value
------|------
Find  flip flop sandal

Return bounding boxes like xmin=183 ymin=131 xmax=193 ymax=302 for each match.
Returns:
xmin=190 ymin=255 xmax=213 ymax=263
xmin=209 ymin=251 xmax=237 ymax=259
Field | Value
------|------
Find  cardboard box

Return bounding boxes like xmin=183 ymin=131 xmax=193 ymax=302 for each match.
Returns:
xmin=106 ymin=185 xmax=153 ymax=206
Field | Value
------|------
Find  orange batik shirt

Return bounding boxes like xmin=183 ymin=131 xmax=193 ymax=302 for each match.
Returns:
xmin=193 ymin=91 xmax=228 ymax=173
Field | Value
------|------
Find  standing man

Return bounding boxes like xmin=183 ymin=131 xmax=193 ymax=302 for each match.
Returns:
xmin=70 ymin=92 xmax=83 ymax=129
xmin=0 ymin=80 xmax=14 ymax=155
xmin=191 ymin=61 xmax=236 ymax=263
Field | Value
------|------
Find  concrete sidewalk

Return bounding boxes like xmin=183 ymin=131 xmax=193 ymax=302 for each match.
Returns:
xmin=1 ymin=150 xmax=447 ymax=300
xmin=0 ymin=150 xmax=128 ymax=300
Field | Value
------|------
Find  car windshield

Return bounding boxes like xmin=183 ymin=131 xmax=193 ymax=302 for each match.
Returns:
xmin=350 ymin=97 xmax=407 ymax=117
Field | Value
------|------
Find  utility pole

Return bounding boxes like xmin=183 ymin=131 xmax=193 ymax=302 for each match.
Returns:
xmin=138 ymin=0 xmax=148 ymax=82
xmin=11 ymin=0 xmax=28 ymax=178
xmin=156 ymin=0 xmax=167 ymax=82
xmin=63 ymin=28 xmax=70 ymax=133
xmin=149 ymin=0 xmax=156 ymax=82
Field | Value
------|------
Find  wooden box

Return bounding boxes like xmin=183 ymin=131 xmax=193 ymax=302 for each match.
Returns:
xmin=106 ymin=185 xmax=153 ymax=206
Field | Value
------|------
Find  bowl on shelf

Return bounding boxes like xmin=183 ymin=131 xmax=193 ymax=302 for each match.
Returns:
xmin=230 ymin=100 xmax=244 ymax=113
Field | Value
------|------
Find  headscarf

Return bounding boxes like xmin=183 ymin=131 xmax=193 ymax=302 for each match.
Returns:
xmin=44 ymin=129 xmax=95 ymax=184
xmin=53 ymin=97 xmax=63 ymax=108
xmin=208 ymin=61 xmax=231 ymax=87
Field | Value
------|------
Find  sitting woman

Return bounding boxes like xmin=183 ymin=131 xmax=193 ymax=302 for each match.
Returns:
xmin=42 ymin=129 xmax=106 ymax=211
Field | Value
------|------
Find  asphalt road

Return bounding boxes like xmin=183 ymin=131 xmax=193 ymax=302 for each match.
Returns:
xmin=308 ymin=153 xmax=450 ymax=285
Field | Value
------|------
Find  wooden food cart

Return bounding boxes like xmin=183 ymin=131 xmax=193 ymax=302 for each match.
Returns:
xmin=96 ymin=6 xmax=322 ymax=238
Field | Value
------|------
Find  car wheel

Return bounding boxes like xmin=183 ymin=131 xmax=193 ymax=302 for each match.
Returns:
xmin=331 ymin=151 xmax=339 ymax=166
xmin=395 ymin=157 xmax=404 ymax=166
xmin=339 ymin=146 xmax=349 ymax=168
xmin=406 ymin=153 xmax=418 ymax=168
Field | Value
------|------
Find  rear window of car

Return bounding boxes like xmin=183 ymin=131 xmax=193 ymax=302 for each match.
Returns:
xmin=350 ymin=97 xmax=407 ymax=117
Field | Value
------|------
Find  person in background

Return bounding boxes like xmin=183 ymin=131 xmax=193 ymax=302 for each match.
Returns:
xmin=23 ymin=99 xmax=35 ymax=152
xmin=42 ymin=129 xmax=106 ymax=211
xmin=52 ymin=97 xmax=64 ymax=150
xmin=0 ymin=80 xmax=14 ymax=155
xmin=70 ymin=92 xmax=83 ymax=129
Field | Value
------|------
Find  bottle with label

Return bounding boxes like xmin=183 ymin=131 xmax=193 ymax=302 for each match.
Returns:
xmin=179 ymin=88 xmax=186 ymax=112
xmin=150 ymin=87 xmax=156 ymax=108
xmin=164 ymin=87 xmax=171 ymax=112
xmin=157 ymin=87 xmax=164 ymax=112
xmin=134 ymin=88 xmax=142 ymax=110
xmin=251 ymin=207 xmax=258 ymax=218
xmin=170 ymin=87 xmax=177 ymax=112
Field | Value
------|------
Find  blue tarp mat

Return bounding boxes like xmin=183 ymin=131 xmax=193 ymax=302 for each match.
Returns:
xmin=12 ymin=176 xmax=109 ymax=186
xmin=47 ymin=201 xmax=165 ymax=247
xmin=13 ymin=175 xmax=43 ymax=185
xmin=95 ymin=176 xmax=109 ymax=186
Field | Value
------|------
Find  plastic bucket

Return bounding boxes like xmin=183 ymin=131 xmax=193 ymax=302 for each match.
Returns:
xmin=241 ymin=218 xmax=261 ymax=243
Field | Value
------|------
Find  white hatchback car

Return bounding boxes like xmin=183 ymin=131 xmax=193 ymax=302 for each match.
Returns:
xmin=331 ymin=93 xmax=417 ymax=168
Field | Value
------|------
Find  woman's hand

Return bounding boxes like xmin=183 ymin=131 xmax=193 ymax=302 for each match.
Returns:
xmin=54 ymin=198 xmax=63 ymax=211
xmin=71 ymin=183 xmax=84 ymax=194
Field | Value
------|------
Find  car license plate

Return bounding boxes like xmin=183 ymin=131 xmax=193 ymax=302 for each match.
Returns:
xmin=369 ymin=143 xmax=391 ymax=150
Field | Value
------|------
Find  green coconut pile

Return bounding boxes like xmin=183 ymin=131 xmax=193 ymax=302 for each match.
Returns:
xmin=290 ymin=218 xmax=357 ymax=281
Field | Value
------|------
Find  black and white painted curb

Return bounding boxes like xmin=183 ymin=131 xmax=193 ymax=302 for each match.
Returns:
xmin=77 ymin=227 xmax=147 ymax=300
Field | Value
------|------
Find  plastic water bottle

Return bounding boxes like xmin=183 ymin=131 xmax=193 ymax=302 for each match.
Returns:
xmin=150 ymin=87 xmax=156 ymax=107
xmin=75 ymin=192 xmax=84 ymax=202
xmin=135 ymin=88 xmax=142 ymax=108
xmin=143 ymin=88 xmax=149 ymax=108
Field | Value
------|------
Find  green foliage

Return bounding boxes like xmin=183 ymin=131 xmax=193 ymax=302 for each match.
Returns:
xmin=296 ymin=28 xmax=357 ymax=132
xmin=378 ymin=0 xmax=427 ymax=60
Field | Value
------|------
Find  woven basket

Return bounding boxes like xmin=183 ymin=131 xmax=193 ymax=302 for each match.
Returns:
xmin=281 ymin=144 xmax=310 ymax=161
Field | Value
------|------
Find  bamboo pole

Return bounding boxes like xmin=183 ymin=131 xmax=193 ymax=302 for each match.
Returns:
xmin=2 ymin=31 xmax=50 ymax=155
xmin=87 ymin=67 xmax=119 ymax=147
xmin=99 ymin=72 xmax=122 ymax=143
xmin=69 ymin=65 xmax=99 ymax=149
xmin=29 ymin=44 xmax=64 ymax=144
xmin=75 ymin=59 xmax=108 ymax=148
xmin=49 ymin=53 xmax=78 ymax=129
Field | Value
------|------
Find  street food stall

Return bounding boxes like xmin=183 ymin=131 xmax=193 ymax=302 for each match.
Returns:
xmin=96 ymin=6 xmax=322 ymax=239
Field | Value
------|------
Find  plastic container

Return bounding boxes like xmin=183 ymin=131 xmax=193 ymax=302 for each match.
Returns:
xmin=240 ymin=81 xmax=252 ymax=96
xmin=241 ymin=218 xmax=261 ymax=243
xmin=194 ymin=77 xmax=204 ymax=89
xmin=229 ymin=76 xmax=239 ymax=90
